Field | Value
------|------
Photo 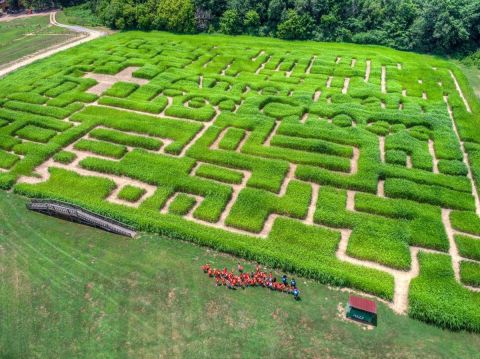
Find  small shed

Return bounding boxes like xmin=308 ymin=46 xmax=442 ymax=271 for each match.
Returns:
xmin=346 ymin=295 xmax=377 ymax=326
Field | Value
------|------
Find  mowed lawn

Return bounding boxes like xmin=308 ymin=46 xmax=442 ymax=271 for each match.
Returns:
xmin=0 ymin=191 xmax=479 ymax=358
xmin=0 ymin=15 xmax=77 ymax=67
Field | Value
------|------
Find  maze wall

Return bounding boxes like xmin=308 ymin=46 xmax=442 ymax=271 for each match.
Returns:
xmin=0 ymin=32 xmax=479 ymax=331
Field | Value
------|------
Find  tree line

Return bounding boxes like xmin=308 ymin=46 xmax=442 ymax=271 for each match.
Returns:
xmin=6 ymin=0 xmax=480 ymax=56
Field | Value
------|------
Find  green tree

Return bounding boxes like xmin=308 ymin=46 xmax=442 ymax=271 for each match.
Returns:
xmin=411 ymin=0 xmax=469 ymax=53
xmin=22 ymin=0 xmax=55 ymax=10
xmin=6 ymin=0 xmax=21 ymax=10
xmin=219 ymin=9 xmax=242 ymax=35
xmin=244 ymin=10 xmax=260 ymax=35
xmin=276 ymin=10 xmax=314 ymax=40
xmin=267 ymin=0 xmax=285 ymax=26
xmin=155 ymin=0 xmax=195 ymax=33
xmin=135 ymin=0 xmax=158 ymax=30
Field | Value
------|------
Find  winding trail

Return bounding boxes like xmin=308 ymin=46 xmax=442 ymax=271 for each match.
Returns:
xmin=444 ymin=96 xmax=480 ymax=215
xmin=449 ymin=70 xmax=471 ymax=113
xmin=0 ymin=12 xmax=106 ymax=78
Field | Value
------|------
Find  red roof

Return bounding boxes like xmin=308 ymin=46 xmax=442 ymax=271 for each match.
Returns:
xmin=349 ymin=295 xmax=377 ymax=314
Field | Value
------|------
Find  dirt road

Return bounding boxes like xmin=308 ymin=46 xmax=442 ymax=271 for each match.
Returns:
xmin=0 ymin=11 xmax=106 ymax=78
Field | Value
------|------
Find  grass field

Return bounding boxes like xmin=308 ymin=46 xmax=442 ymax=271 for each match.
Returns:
xmin=457 ymin=62 xmax=480 ymax=100
xmin=56 ymin=3 xmax=102 ymax=28
xmin=1 ymin=191 xmax=480 ymax=358
xmin=0 ymin=15 xmax=78 ymax=67
xmin=0 ymin=31 xmax=479 ymax=333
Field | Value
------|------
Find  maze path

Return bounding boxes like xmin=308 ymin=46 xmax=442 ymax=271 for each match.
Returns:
xmin=2 ymin=33 xmax=480 ymax=327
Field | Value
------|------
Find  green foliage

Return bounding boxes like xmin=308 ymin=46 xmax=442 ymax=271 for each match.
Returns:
xmin=384 ymin=178 xmax=475 ymax=211
xmin=385 ymin=150 xmax=407 ymax=165
xmin=0 ymin=150 xmax=19 ymax=169
xmin=460 ymin=261 xmax=480 ymax=287
xmin=65 ymin=0 xmax=480 ymax=56
xmin=89 ymin=128 xmax=162 ymax=151
xmin=118 ymin=185 xmax=146 ymax=202
xmin=53 ymin=151 xmax=77 ymax=165
xmin=195 ymin=163 xmax=243 ymax=184
xmin=74 ymin=139 xmax=127 ymax=159
xmin=438 ymin=160 xmax=468 ymax=176
xmin=409 ymin=253 xmax=480 ymax=332
xmin=104 ymin=82 xmax=139 ymax=98
xmin=16 ymin=125 xmax=56 ymax=143
xmin=155 ymin=0 xmax=195 ymax=33
xmin=455 ymin=235 xmax=480 ymax=261
xmin=451 ymin=211 xmax=480 ymax=235
xmin=1 ymin=30 xmax=480 ymax=333
xmin=219 ymin=9 xmax=242 ymax=35
xmin=169 ymin=193 xmax=197 ymax=215
xmin=244 ymin=10 xmax=260 ymax=35
xmin=276 ymin=10 xmax=314 ymax=40
xmin=57 ymin=3 xmax=103 ymax=27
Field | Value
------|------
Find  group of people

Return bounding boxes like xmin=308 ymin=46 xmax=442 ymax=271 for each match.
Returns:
xmin=201 ymin=262 xmax=301 ymax=300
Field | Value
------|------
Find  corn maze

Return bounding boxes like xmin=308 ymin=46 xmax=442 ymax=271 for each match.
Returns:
xmin=1 ymin=32 xmax=480 ymax=331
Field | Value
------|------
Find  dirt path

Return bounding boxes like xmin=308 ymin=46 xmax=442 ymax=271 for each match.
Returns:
xmin=84 ymin=67 xmax=148 ymax=95
xmin=364 ymin=60 xmax=371 ymax=82
xmin=428 ymin=139 xmax=439 ymax=174
xmin=236 ymin=131 xmax=250 ymax=153
xmin=255 ymin=56 xmax=271 ymax=75
xmin=263 ymin=120 xmax=280 ymax=146
xmin=326 ymin=76 xmax=333 ymax=88
xmin=379 ymin=136 xmax=385 ymax=163
xmin=342 ymin=78 xmax=350 ymax=94
xmin=381 ymin=66 xmax=386 ymax=94
xmin=0 ymin=11 xmax=52 ymax=22
xmin=305 ymin=183 xmax=319 ymax=225
xmin=442 ymin=208 xmax=480 ymax=292
xmin=0 ymin=11 xmax=106 ymax=78
xmin=210 ymin=127 xmax=229 ymax=150
xmin=449 ymin=70 xmax=471 ymax=113
xmin=305 ymin=56 xmax=316 ymax=74
xmin=444 ymin=95 xmax=480 ymax=215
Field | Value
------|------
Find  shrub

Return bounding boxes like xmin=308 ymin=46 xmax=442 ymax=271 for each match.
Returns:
xmin=409 ymin=252 xmax=480 ymax=332
xmin=276 ymin=10 xmax=314 ymax=40
xmin=220 ymin=10 xmax=242 ymax=35
xmin=155 ymin=0 xmax=195 ymax=33
xmin=133 ymin=65 xmax=160 ymax=79
xmin=169 ymin=193 xmax=197 ymax=215
xmin=218 ymin=127 xmax=245 ymax=151
xmin=0 ymin=150 xmax=19 ymax=169
xmin=384 ymin=178 xmax=475 ymax=211
xmin=16 ymin=125 xmax=56 ymax=143
xmin=53 ymin=151 xmax=77 ymax=164
xmin=451 ymin=211 xmax=480 ymax=235
xmin=460 ymin=261 xmax=480 ymax=288
xmin=455 ymin=234 xmax=480 ymax=261
xmin=438 ymin=160 xmax=468 ymax=176
xmin=90 ymin=128 xmax=162 ymax=150
xmin=195 ymin=163 xmax=243 ymax=184
xmin=74 ymin=139 xmax=127 ymax=159
xmin=104 ymin=82 xmax=139 ymax=98
xmin=385 ymin=150 xmax=407 ymax=165
xmin=118 ymin=185 xmax=146 ymax=202
xmin=98 ymin=96 xmax=167 ymax=114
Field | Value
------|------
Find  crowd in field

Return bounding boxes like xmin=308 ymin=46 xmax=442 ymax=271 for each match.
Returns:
xmin=201 ymin=263 xmax=300 ymax=300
